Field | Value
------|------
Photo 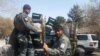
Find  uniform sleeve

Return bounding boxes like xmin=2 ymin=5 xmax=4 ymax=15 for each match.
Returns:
xmin=23 ymin=19 xmax=38 ymax=32
xmin=20 ymin=14 xmax=38 ymax=32
xmin=9 ymin=28 xmax=18 ymax=49
xmin=48 ymin=38 xmax=68 ymax=56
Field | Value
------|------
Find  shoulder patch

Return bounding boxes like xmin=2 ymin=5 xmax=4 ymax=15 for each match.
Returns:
xmin=25 ymin=17 xmax=28 ymax=22
xmin=60 ymin=43 xmax=65 ymax=48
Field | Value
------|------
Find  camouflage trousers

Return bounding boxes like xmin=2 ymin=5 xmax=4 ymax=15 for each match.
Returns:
xmin=17 ymin=33 xmax=34 ymax=56
xmin=18 ymin=47 xmax=34 ymax=56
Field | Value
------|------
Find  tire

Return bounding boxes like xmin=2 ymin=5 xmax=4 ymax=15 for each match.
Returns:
xmin=86 ymin=51 xmax=94 ymax=54
xmin=74 ymin=47 xmax=85 ymax=56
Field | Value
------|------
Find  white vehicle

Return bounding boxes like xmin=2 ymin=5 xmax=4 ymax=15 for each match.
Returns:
xmin=76 ymin=34 xmax=98 ymax=54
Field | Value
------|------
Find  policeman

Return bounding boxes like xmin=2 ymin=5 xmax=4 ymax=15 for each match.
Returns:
xmin=43 ymin=25 xmax=71 ymax=56
xmin=9 ymin=4 xmax=39 ymax=56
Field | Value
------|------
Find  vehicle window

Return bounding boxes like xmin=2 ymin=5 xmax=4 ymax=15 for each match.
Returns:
xmin=91 ymin=35 xmax=97 ymax=40
xmin=77 ymin=35 xmax=88 ymax=40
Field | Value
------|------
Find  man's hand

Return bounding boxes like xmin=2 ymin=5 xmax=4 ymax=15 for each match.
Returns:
xmin=43 ymin=43 xmax=49 ymax=52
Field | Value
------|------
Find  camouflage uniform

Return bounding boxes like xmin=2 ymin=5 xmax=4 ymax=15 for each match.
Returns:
xmin=9 ymin=12 xmax=38 ymax=56
xmin=9 ymin=28 xmax=19 ymax=56
xmin=47 ymin=34 xmax=71 ymax=56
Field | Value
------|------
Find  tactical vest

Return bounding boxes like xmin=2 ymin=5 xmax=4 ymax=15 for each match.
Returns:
xmin=14 ymin=13 xmax=28 ymax=32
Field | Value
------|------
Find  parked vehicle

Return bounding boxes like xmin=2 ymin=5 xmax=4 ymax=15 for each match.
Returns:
xmin=76 ymin=34 xmax=98 ymax=54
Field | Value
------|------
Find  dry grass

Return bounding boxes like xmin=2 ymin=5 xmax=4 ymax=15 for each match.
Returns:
xmin=0 ymin=16 xmax=13 ymax=39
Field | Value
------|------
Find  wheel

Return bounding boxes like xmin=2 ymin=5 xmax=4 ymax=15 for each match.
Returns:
xmin=86 ymin=51 xmax=94 ymax=54
xmin=74 ymin=47 xmax=85 ymax=56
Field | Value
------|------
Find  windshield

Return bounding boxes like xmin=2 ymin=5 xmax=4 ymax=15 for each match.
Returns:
xmin=91 ymin=35 xmax=97 ymax=40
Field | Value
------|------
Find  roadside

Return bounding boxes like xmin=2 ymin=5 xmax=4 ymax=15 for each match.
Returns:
xmin=0 ymin=39 xmax=6 ymax=47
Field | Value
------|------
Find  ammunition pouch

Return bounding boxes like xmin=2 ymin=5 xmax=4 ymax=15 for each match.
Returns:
xmin=17 ymin=34 xmax=28 ymax=47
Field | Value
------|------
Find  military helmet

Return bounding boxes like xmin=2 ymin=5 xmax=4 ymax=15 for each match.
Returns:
xmin=23 ymin=4 xmax=31 ymax=10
